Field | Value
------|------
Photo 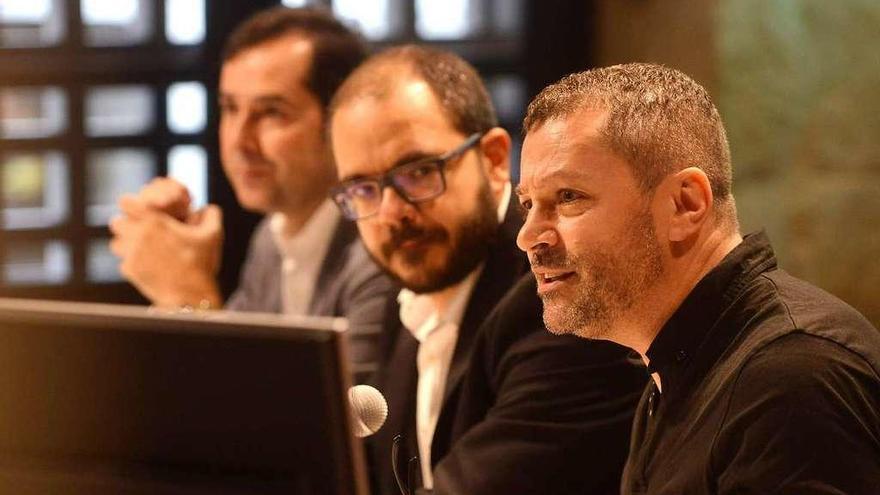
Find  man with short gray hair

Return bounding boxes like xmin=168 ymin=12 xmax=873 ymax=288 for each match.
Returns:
xmin=518 ymin=63 xmax=880 ymax=494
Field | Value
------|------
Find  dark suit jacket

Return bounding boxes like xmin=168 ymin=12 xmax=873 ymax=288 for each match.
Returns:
xmin=370 ymin=205 xmax=648 ymax=495
xmin=226 ymin=216 xmax=398 ymax=376
xmin=369 ymin=202 xmax=529 ymax=495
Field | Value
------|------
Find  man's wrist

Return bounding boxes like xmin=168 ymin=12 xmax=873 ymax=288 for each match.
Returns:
xmin=152 ymin=278 xmax=223 ymax=310
xmin=176 ymin=298 xmax=215 ymax=312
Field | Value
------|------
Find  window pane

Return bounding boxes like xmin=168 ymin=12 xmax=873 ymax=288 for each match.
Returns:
xmin=3 ymin=240 xmax=71 ymax=285
xmin=166 ymin=81 xmax=206 ymax=134
xmin=1 ymin=151 xmax=69 ymax=229
xmin=333 ymin=0 xmax=402 ymax=40
xmin=280 ymin=0 xmax=311 ymax=7
xmin=0 ymin=0 xmax=65 ymax=48
xmin=87 ymin=238 xmax=122 ymax=282
xmin=492 ymin=0 xmax=524 ymax=36
xmin=416 ymin=0 xmax=482 ymax=40
xmin=85 ymin=85 xmax=155 ymax=137
xmin=0 ymin=86 xmax=67 ymax=139
xmin=86 ymin=148 xmax=156 ymax=226
xmin=509 ymin=137 xmax=522 ymax=183
xmin=167 ymin=145 xmax=207 ymax=208
xmin=487 ymin=75 xmax=526 ymax=124
xmin=165 ymin=0 xmax=204 ymax=45
xmin=81 ymin=0 xmax=153 ymax=46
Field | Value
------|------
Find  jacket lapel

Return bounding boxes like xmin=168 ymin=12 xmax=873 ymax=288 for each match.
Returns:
xmin=431 ymin=199 xmax=528 ymax=462
xmin=440 ymin=199 xmax=526 ymax=404
xmin=307 ymin=217 xmax=358 ymax=316
xmin=371 ymin=328 xmax=420 ymax=491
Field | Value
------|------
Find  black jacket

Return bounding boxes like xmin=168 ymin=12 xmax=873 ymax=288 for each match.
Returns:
xmin=369 ymin=200 xmax=529 ymax=495
xmin=370 ymin=203 xmax=648 ymax=494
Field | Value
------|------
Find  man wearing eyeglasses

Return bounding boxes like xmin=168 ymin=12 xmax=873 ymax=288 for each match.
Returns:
xmin=329 ymin=45 xmax=646 ymax=495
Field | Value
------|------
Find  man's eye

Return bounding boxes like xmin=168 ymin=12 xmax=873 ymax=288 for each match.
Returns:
xmin=558 ymin=190 xmax=580 ymax=203
xmin=218 ymin=102 xmax=236 ymax=114
xmin=260 ymin=107 xmax=285 ymax=118
xmin=349 ymin=183 xmax=378 ymax=200
xmin=402 ymin=163 xmax=437 ymax=179
xmin=518 ymin=198 xmax=532 ymax=211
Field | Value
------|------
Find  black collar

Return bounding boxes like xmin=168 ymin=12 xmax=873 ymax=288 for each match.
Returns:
xmin=646 ymin=231 xmax=778 ymax=397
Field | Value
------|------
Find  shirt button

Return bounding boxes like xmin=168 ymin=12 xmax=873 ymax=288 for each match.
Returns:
xmin=675 ymin=350 xmax=688 ymax=363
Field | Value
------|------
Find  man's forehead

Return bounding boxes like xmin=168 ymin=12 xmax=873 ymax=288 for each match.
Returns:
xmin=334 ymin=95 xmax=415 ymax=135
xmin=220 ymin=34 xmax=314 ymax=93
xmin=335 ymin=78 xmax=440 ymax=123
xmin=333 ymin=82 xmax=460 ymax=160
xmin=519 ymin=111 xmax=612 ymax=190
xmin=231 ymin=33 xmax=314 ymax=69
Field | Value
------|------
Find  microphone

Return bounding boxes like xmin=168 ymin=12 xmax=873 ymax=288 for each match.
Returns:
xmin=348 ymin=385 xmax=388 ymax=438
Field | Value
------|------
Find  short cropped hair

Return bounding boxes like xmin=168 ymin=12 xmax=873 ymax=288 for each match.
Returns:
xmin=222 ymin=6 xmax=367 ymax=111
xmin=330 ymin=44 xmax=498 ymax=136
xmin=524 ymin=63 xmax=734 ymax=207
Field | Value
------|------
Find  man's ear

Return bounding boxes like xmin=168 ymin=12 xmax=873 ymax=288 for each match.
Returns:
xmin=479 ymin=127 xmax=512 ymax=193
xmin=664 ymin=167 xmax=714 ymax=242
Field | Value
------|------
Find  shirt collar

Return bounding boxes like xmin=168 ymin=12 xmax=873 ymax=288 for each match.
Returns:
xmin=269 ymin=199 xmax=340 ymax=267
xmin=646 ymin=231 xmax=778 ymax=396
xmin=398 ymin=181 xmax=510 ymax=341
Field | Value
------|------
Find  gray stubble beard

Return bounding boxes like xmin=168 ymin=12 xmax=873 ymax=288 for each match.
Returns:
xmin=538 ymin=203 xmax=663 ymax=340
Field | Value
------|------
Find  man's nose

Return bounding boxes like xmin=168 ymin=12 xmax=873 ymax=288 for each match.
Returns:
xmin=230 ymin=115 xmax=260 ymax=157
xmin=516 ymin=210 xmax=559 ymax=253
xmin=376 ymin=185 xmax=417 ymax=225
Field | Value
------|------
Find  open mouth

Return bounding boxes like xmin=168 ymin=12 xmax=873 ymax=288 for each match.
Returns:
xmin=542 ymin=272 xmax=573 ymax=283
xmin=397 ymin=234 xmax=430 ymax=250
xmin=535 ymin=271 xmax=576 ymax=293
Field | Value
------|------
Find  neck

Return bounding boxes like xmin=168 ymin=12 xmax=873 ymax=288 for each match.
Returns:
xmin=275 ymin=195 xmax=327 ymax=237
xmin=616 ymin=228 xmax=743 ymax=363
xmin=426 ymin=285 xmax=459 ymax=316
xmin=419 ymin=266 xmax=481 ymax=316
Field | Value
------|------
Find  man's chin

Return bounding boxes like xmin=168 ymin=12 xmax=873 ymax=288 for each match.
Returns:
xmin=386 ymin=256 xmax=472 ymax=294
xmin=390 ymin=265 xmax=446 ymax=294
xmin=540 ymin=299 xmax=573 ymax=333
xmin=542 ymin=313 xmax=580 ymax=336
xmin=234 ymin=191 xmax=274 ymax=214
xmin=540 ymin=299 xmax=607 ymax=339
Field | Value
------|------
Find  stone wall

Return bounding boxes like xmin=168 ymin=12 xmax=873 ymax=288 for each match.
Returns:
xmin=594 ymin=0 xmax=879 ymax=326
xmin=718 ymin=0 xmax=880 ymax=326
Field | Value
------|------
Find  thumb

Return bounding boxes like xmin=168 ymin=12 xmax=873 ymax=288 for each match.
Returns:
xmin=190 ymin=204 xmax=223 ymax=236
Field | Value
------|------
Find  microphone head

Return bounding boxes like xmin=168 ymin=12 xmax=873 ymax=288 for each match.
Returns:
xmin=348 ymin=385 xmax=388 ymax=438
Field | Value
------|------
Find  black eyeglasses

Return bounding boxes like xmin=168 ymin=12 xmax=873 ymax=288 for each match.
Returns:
xmin=331 ymin=132 xmax=484 ymax=220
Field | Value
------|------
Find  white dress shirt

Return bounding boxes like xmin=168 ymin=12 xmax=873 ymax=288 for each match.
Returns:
xmin=399 ymin=183 xmax=511 ymax=488
xmin=269 ymin=200 xmax=340 ymax=315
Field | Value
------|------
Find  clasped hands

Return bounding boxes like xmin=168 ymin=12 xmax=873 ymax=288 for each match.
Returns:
xmin=109 ymin=177 xmax=224 ymax=309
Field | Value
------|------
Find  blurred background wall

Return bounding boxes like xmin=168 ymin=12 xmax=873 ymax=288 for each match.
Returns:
xmin=0 ymin=0 xmax=877 ymax=326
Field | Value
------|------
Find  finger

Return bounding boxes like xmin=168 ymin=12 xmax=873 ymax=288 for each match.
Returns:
xmin=118 ymin=195 xmax=150 ymax=219
xmin=187 ymin=203 xmax=217 ymax=225
xmin=141 ymin=177 xmax=189 ymax=205
xmin=198 ymin=204 xmax=223 ymax=228
xmin=108 ymin=215 xmax=136 ymax=255
xmin=140 ymin=178 xmax=191 ymax=220
xmin=108 ymin=214 xmax=131 ymax=236
xmin=108 ymin=234 xmax=129 ymax=258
